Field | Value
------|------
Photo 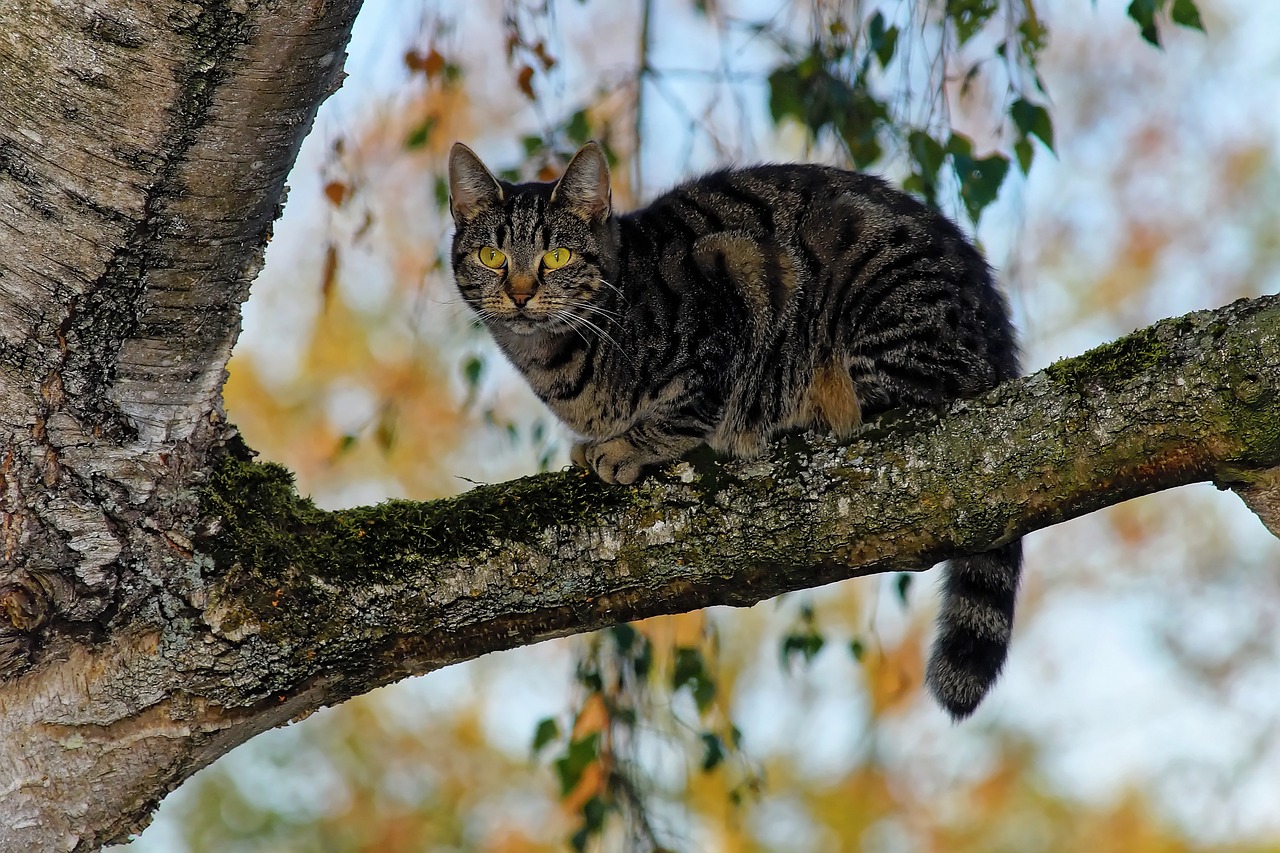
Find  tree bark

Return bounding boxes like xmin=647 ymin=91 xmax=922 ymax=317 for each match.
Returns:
xmin=0 ymin=0 xmax=363 ymax=847
xmin=0 ymin=2 xmax=1277 ymax=850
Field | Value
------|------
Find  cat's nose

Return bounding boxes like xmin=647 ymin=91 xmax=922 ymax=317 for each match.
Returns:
xmin=504 ymin=277 xmax=538 ymax=308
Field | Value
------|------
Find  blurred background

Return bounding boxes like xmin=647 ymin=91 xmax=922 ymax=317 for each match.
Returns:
xmin=119 ymin=0 xmax=1280 ymax=850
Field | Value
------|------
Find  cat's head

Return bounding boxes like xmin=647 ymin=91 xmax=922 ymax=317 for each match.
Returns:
xmin=447 ymin=141 xmax=617 ymax=336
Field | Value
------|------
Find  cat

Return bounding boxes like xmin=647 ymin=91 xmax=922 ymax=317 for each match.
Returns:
xmin=447 ymin=141 xmax=1021 ymax=720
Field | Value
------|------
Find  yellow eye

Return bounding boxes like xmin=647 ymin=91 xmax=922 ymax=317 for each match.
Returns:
xmin=542 ymin=248 xmax=573 ymax=270
xmin=477 ymin=247 xmax=506 ymax=269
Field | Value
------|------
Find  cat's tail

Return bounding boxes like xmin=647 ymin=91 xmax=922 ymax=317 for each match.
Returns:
xmin=925 ymin=539 xmax=1022 ymax=721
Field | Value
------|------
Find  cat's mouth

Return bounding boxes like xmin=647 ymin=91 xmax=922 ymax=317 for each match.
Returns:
xmin=491 ymin=304 xmax=575 ymax=336
xmin=502 ymin=316 xmax=543 ymax=335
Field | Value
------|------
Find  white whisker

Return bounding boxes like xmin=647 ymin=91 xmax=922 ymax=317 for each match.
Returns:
xmin=597 ymin=278 xmax=626 ymax=300
xmin=553 ymin=310 xmax=593 ymax=349
xmin=564 ymin=311 xmax=634 ymax=367
xmin=565 ymin=301 xmax=621 ymax=323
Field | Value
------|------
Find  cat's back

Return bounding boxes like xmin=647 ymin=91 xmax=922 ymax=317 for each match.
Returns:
xmin=628 ymin=162 xmax=957 ymax=242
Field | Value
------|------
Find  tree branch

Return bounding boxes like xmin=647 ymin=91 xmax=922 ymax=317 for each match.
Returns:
xmin=198 ymin=295 xmax=1280 ymax=711
xmin=8 ymin=296 xmax=1274 ymax=851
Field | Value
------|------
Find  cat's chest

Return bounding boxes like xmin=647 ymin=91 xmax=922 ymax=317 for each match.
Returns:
xmin=502 ymin=334 xmax=638 ymax=439
xmin=542 ymin=387 xmax=635 ymax=441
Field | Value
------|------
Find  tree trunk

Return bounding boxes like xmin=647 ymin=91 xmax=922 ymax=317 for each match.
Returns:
xmin=0 ymin=1 xmax=1277 ymax=849
xmin=0 ymin=0 xmax=362 ymax=846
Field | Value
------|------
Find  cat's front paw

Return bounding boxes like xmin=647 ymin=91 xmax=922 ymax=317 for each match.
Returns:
xmin=574 ymin=440 xmax=647 ymax=485
xmin=570 ymin=441 xmax=591 ymax=471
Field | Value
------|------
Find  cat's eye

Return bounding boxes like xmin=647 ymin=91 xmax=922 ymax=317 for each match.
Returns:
xmin=477 ymin=247 xmax=506 ymax=269
xmin=542 ymin=248 xmax=573 ymax=270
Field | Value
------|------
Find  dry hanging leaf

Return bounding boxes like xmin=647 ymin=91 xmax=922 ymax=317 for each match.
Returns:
xmin=320 ymin=242 xmax=339 ymax=307
xmin=322 ymin=180 xmax=349 ymax=207
xmin=517 ymin=65 xmax=536 ymax=100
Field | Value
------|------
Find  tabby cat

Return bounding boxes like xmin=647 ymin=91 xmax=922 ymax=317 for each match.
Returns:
xmin=447 ymin=141 xmax=1021 ymax=720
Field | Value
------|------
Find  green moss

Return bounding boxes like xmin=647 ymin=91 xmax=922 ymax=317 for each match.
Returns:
xmin=200 ymin=454 xmax=634 ymax=588
xmin=1044 ymin=323 xmax=1172 ymax=391
xmin=679 ymin=445 xmax=745 ymax=499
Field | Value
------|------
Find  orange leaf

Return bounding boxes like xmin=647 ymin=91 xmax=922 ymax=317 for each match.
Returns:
xmin=322 ymin=180 xmax=349 ymax=207
xmin=517 ymin=65 xmax=536 ymax=100
xmin=863 ymin=634 xmax=923 ymax=717
xmin=424 ymin=48 xmax=446 ymax=79
xmin=403 ymin=49 xmax=428 ymax=73
xmin=533 ymin=40 xmax=556 ymax=70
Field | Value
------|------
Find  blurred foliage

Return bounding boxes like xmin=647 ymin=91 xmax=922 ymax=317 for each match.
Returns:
xmin=119 ymin=0 xmax=1280 ymax=851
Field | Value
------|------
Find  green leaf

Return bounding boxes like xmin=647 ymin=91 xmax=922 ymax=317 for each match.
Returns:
xmin=599 ymin=138 xmax=620 ymax=167
xmin=867 ymin=12 xmax=899 ymax=68
xmin=947 ymin=0 xmax=998 ymax=45
xmin=673 ymin=647 xmax=716 ymax=713
xmin=1126 ymin=0 xmax=1164 ymax=47
xmin=781 ymin=630 xmax=825 ymax=669
xmin=1014 ymin=137 xmax=1035 ymax=174
xmin=521 ymin=134 xmax=545 ymax=157
xmin=1171 ymin=0 xmax=1204 ymax=31
xmin=632 ymin=635 xmax=653 ymax=678
xmin=610 ymin=622 xmax=638 ymax=653
xmin=767 ymin=64 xmax=806 ymax=127
xmin=610 ymin=623 xmax=653 ymax=677
xmin=554 ymin=733 xmax=600 ymax=796
xmin=570 ymin=796 xmax=607 ymax=851
xmin=581 ymin=795 xmax=606 ymax=831
xmin=769 ymin=53 xmax=887 ymax=167
xmin=700 ymin=732 xmax=725 ymax=771
xmin=404 ymin=116 xmax=436 ymax=150
xmin=565 ymin=109 xmax=592 ymax=146
xmin=832 ymin=85 xmax=888 ymax=169
xmin=531 ymin=717 xmax=560 ymax=754
xmin=433 ymin=176 xmax=450 ymax=211
xmin=461 ymin=355 xmax=484 ymax=390
xmin=374 ymin=406 xmax=398 ymax=451
xmin=1010 ymin=97 xmax=1055 ymax=152
xmin=673 ymin=646 xmax=703 ymax=688
xmin=1018 ymin=14 xmax=1048 ymax=63
xmin=948 ymin=134 xmax=1010 ymax=223
xmin=693 ymin=678 xmax=715 ymax=712
xmin=577 ymin=672 xmax=603 ymax=691
xmin=909 ymin=131 xmax=946 ymax=181
xmin=895 ymin=572 xmax=914 ymax=606
xmin=945 ymin=132 xmax=973 ymax=157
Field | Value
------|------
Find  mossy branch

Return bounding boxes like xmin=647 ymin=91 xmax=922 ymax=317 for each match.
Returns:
xmin=197 ymin=294 xmax=1280 ymax=710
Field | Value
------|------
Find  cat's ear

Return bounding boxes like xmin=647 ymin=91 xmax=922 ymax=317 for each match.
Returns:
xmin=551 ymin=142 xmax=611 ymax=221
xmin=448 ymin=142 xmax=503 ymax=220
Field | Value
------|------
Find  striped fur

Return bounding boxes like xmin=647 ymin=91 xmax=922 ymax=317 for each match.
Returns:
xmin=448 ymin=142 xmax=1021 ymax=719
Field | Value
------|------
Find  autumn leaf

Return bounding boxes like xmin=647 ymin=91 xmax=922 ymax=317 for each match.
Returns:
xmin=320 ymin=242 xmax=338 ymax=307
xmin=322 ymin=180 xmax=349 ymax=207
xmin=517 ymin=65 xmax=536 ymax=100
xmin=533 ymin=40 xmax=556 ymax=70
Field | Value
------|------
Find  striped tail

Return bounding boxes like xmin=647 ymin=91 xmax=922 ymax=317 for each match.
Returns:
xmin=925 ymin=540 xmax=1023 ymax=720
